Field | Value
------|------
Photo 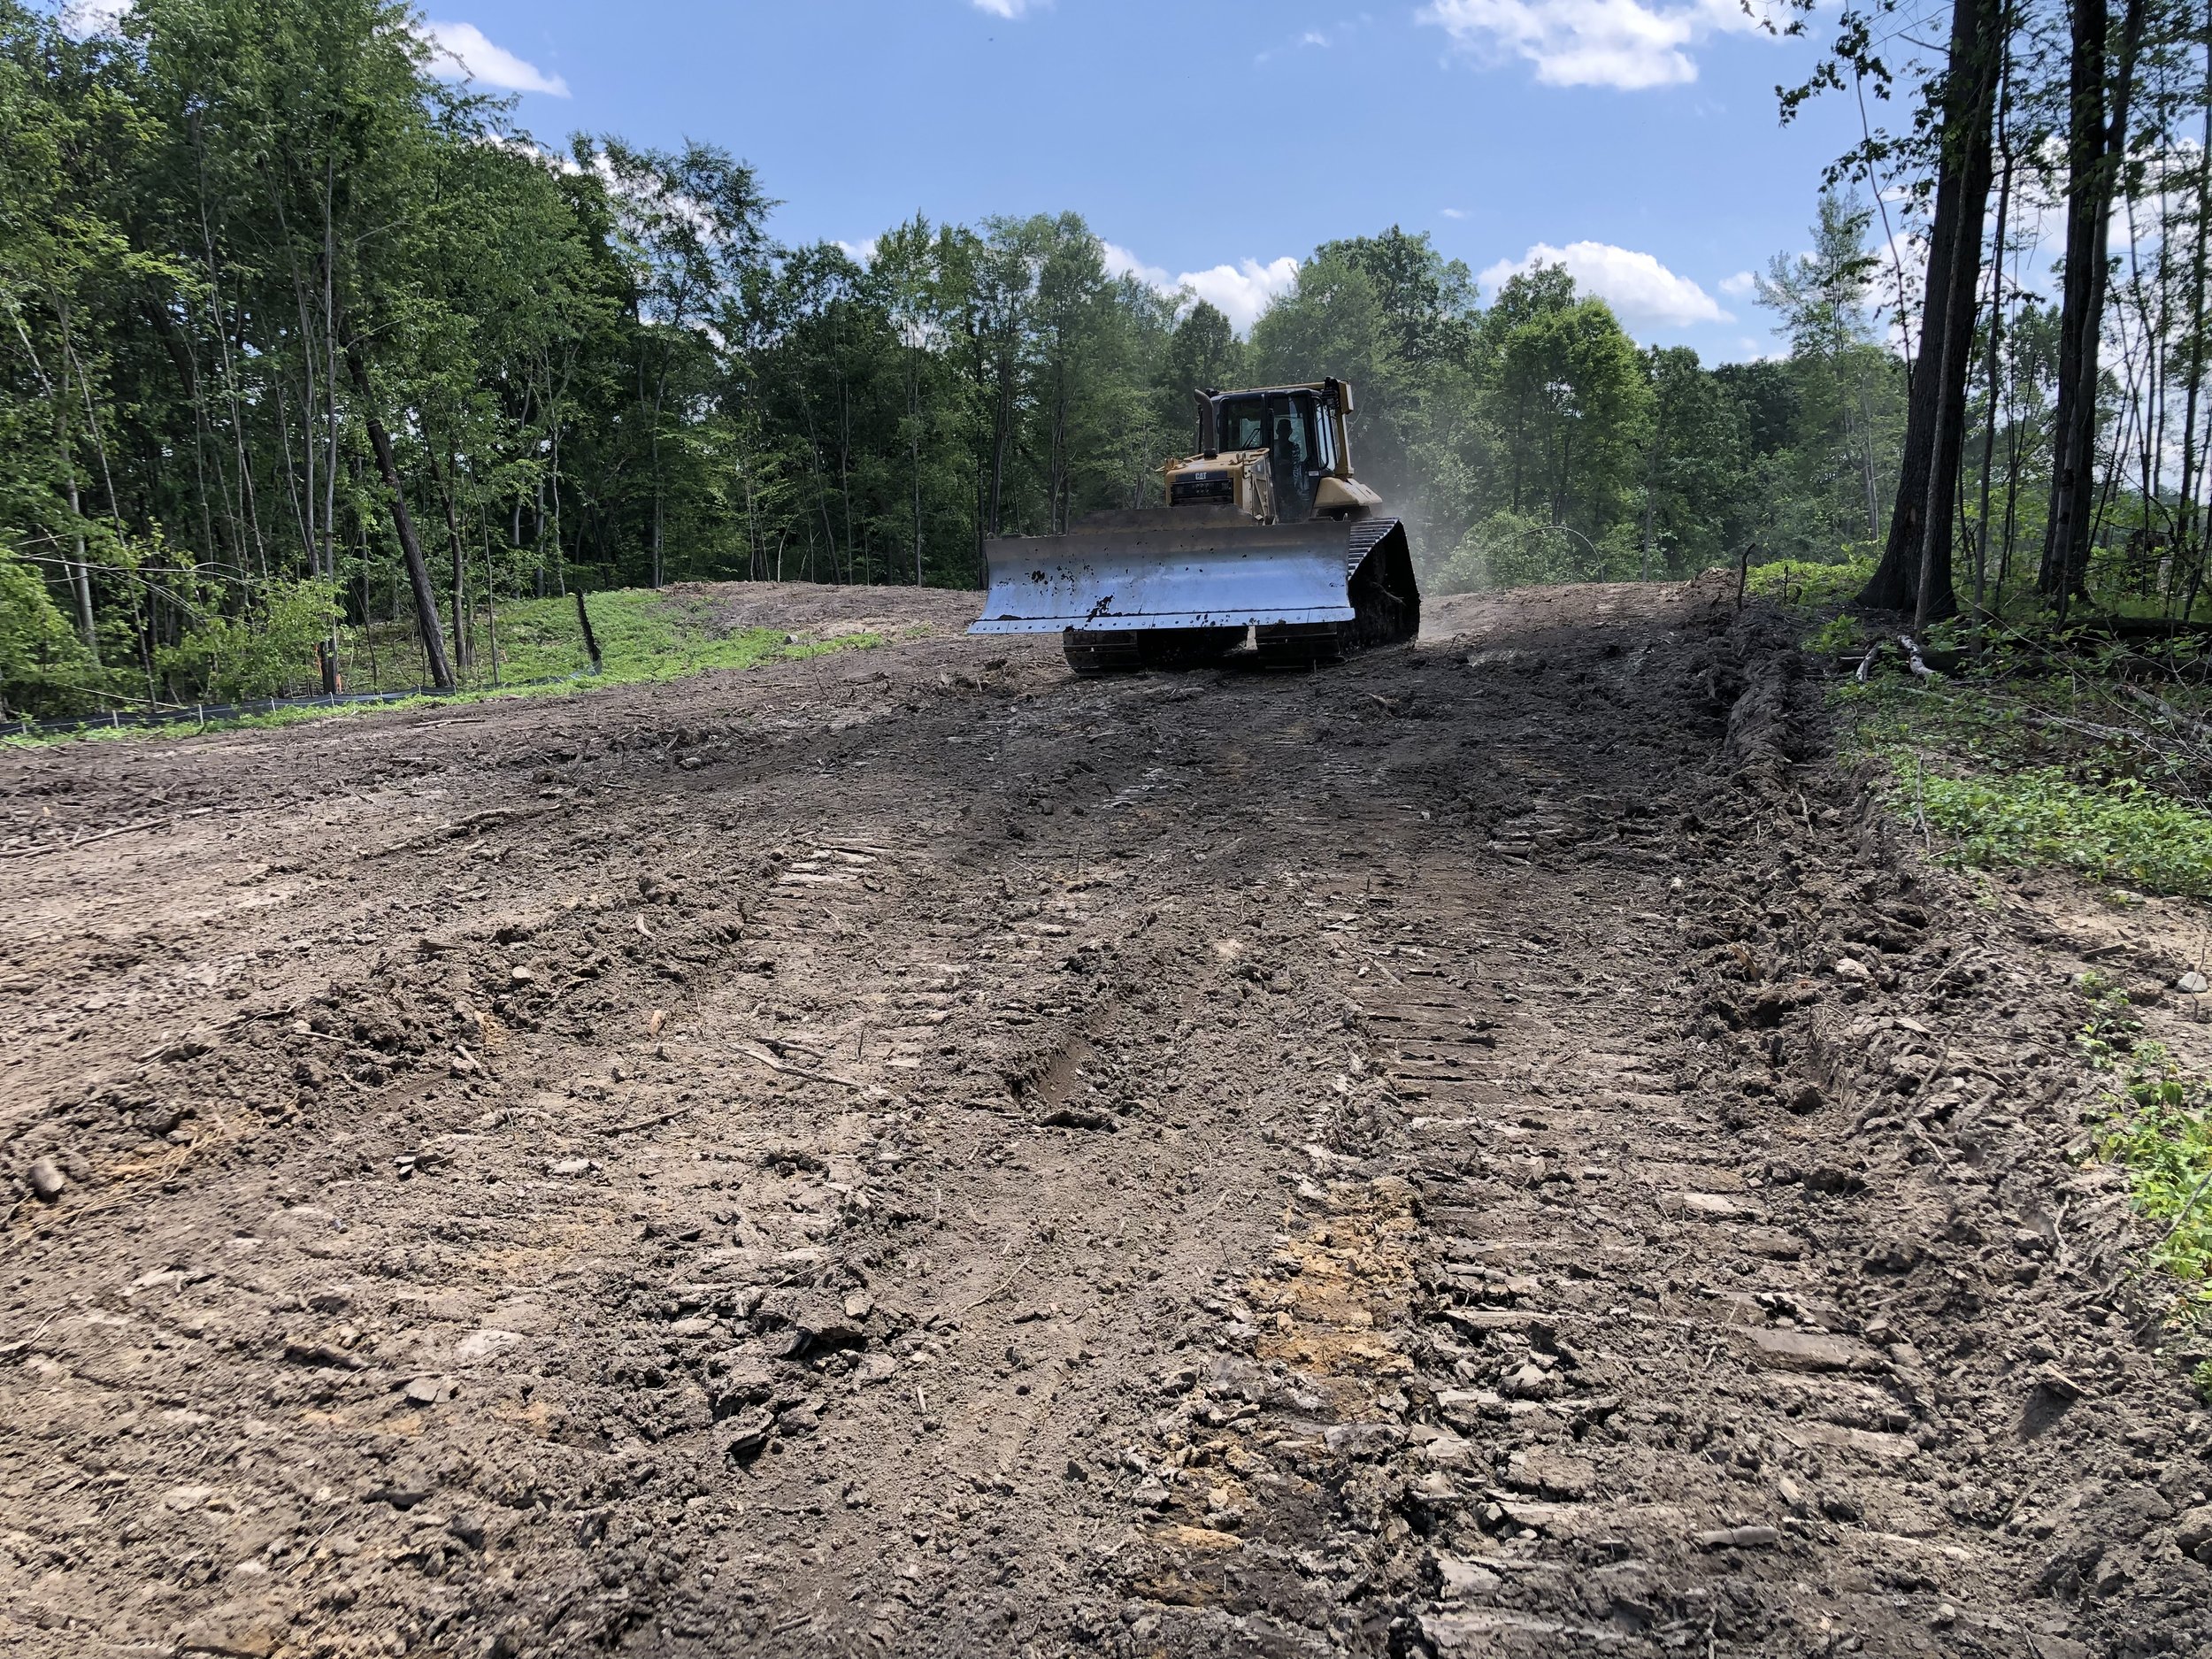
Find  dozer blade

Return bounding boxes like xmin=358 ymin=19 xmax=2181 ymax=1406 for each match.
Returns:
xmin=969 ymin=507 xmax=1357 ymax=634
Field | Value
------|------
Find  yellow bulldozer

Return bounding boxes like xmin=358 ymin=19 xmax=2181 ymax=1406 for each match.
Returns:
xmin=969 ymin=379 xmax=1420 ymax=672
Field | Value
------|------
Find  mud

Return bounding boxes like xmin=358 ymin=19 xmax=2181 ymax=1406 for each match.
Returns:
xmin=3 ymin=579 xmax=2208 ymax=1659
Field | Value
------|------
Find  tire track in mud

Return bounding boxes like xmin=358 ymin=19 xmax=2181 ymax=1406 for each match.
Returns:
xmin=1102 ymin=619 xmax=2211 ymax=1659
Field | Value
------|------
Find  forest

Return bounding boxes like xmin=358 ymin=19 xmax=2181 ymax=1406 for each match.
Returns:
xmin=0 ymin=0 xmax=2206 ymax=717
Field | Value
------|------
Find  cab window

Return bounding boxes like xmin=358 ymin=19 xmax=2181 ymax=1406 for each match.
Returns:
xmin=1214 ymin=393 xmax=1318 ymax=470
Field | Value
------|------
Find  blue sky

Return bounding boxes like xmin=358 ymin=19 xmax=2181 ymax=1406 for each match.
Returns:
xmin=143 ymin=2 xmax=1876 ymax=362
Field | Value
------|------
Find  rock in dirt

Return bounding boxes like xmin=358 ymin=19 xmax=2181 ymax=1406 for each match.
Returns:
xmin=772 ymin=1301 xmax=865 ymax=1356
xmin=1041 ymin=1105 xmax=1116 ymax=1131
xmin=1671 ymin=1191 xmax=1761 ymax=1221
xmin=1324 ymin=1423 xmax=1408 ymax=1458
xmin=27 ymin=1156 xmax=65 ymax=1202
xmin=724 ymin=1409 xmax=775 ymax=1462
xmin=2035 ymin=1364 xmax=2085 ymax=1402
xmin=2176 ymin=1505 xmax=2212 ymax=1563
xmin=1863 ymin=1237 xmax=1924 ymax=1273
xmin=282 ymin=1340 xmax=368 ymax=1371
xmin=1693 ymin=1525 xmax=1781 ymax=1550
xmin=707 ymin=1354 xmax=778 ymax=1410
xmin=403 ymin=1375 xmax=457 ymax=1405
xmin=1732 ymin=1327 xmax=1884 ymax=1373
xmin=1434 ymin=1556 xmax=1503 ymax=1601
xmin=455 ymin=1329 xmax=528 ymax=1364
xmin=2097 ymin=1484 xmax=2175 ymax=1541
xmin=1500 ymin=1361 xmax=1563 ymax=1400
xmin=1506 ymin=1449 xmax=1597 ymax=1500
xmin=173 ymin=1605 xmax=288 ymax=1659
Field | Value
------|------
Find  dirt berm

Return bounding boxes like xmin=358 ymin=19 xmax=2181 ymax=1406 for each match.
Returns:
xmin=4 ymin=579 xmax=2209 ymax=1659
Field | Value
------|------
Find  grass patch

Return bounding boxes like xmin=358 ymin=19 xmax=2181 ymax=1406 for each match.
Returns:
xmin=1746 ymin=556 xmax=1874 ymax=610
xmin=348 ymin=588 xmax=830 ymax=693
xmin=1894 ymin=757 xmax=2212 ymax=899
xmin=2093 ymin=1041 xmax=2212 ymax=1377
xmin=6 ymin=586 xmax=879 ymax=749
xmin=1818 ymin=621 xmax=2212 ymax=899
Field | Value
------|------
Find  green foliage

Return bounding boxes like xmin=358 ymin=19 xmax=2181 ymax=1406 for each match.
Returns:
xmin=465 ymin=589 xmax=829 ymax=688
xmin=9 ymin=586 xmax=874 ymax=743
xmin=2095 ymin=1043 xmax=2212 ymax=1327
xmin=1437 ymin=510 xmax=1640 ymax=593
xmin=0 ymin=547 xmax=88 ymax=713
xmin=1747 ymin=557 xmax=1877 ymax=605
xmin=1899 ymin=758 xmax=2212 ymax=897
xmin=158 ymin=579 xmax=342 ymax=703
xmin=1747 ymin=193 xmax=1902 ymax=565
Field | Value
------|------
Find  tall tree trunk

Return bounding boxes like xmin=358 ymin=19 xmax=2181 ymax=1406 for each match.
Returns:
xmin=910 ymin=357 xmax=925 ymax=588
xmin=343 ymin=339 xmax=455 ymax=690
xmin=1973 ymin=45 xmax=2016 ymax=618
xmin=2038 ymin=0 xmax=2150 ymax=611
xmin=574 ymin=588 xmax=603 ymax=672
xmin=66 ymin=476 xmax=99 ymax=667
xmin=2176 ymin=26 xmax=2212 ymax=615
xmin=438 ymin=455 xmax=471 ymax=677
xmin=1856 ymin=0 xmax=2004 ymax=618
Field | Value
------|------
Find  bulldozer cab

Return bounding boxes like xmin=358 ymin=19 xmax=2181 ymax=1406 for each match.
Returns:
xmin=1208 ymin=389 xmax=1329 ymax=469
xmin=1192 ymin=382 xmax=1356 ymax=525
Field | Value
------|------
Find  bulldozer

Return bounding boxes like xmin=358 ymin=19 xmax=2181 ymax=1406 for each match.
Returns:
xmin=969 ymin=379 xmax=1419 ymax=672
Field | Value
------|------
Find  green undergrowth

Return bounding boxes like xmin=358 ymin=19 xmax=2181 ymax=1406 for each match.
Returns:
xmin=6 ymin=597 xmax=878 ymax=748
xmin=1841 ymin=662 xmax=2212 ymax=898
xmin=346 ymin=588 xmax=841 ymax=694
xmin=1776 ymin=596 xmax=2212 ymax=900
xmin=2083 ymin=1027 xmax=2212 ymax=1384
xmin=1893 ymin=758 xmax=2212 ymax=899
xmin=1746 ymin=556 xmax=1876 ymax=611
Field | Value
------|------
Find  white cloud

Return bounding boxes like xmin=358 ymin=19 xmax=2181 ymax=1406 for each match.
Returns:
xmin=1179 ymin=258 xmax=1302 ymax=332
xmin=1717 ymin=269 xmax=1758 ymax=298
xmin=1418 ymin=0 xmax=1770 ymax=91
xmin=59 ymin=0 xmax=130 ymax=35
xmin=972 ymin=0 xmax=1041 ymax=16
xmin=1440 ymin=207 xmax=1470 ymax=220
xmin=1479 ymin=241 xmax=1730 ymax=326
xmin=1103 ymin=246 xmax=1300 ymax=334
xmin=1102 ymin=242 xmax=1171 ymax=287
xmin=836 ymin=238 xmax=880 ymax=266
xmin=423 ymin=21 xmax=571 ymax=97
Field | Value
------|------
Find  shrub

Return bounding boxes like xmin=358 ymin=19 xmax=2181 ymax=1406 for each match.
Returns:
xmin=160 ymin=578 xmax=342 ymax=703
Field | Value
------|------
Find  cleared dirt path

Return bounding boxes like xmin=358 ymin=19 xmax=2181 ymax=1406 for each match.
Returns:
xmin=3 ymin=581 xmax=2208 ymax=1659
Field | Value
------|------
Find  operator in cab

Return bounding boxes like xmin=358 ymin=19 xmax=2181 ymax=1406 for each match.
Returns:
xmin=1272 ymin=416 xmax=1310 ymax=521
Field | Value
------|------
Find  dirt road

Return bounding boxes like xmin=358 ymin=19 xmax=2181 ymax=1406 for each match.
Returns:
xmin=4 ymin=580 xmax=2209 ymax=1659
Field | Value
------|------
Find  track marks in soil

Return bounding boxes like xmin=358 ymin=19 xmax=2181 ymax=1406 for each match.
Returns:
xmin=4 ymin=583 xmax=2211 ymax=1659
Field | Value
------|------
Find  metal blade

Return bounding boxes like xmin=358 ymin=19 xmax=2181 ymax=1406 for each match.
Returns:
xmin=969 ymin=509 xmax=1356 ymax=635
